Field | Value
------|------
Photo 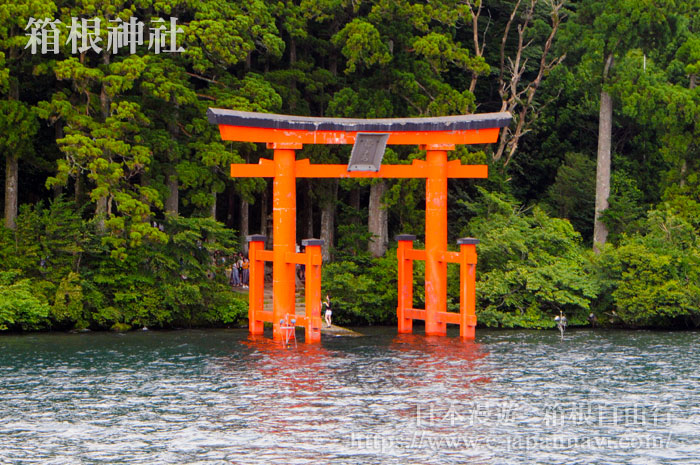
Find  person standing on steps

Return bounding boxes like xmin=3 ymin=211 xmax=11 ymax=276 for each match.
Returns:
xmin=241 ymin=257 xmax=250 ymax=288
xmin=230 ymin=255 xmax=241 ymax=287
xmin=234 ymin=253 xmax=243 ymax=287
xmin=323 ymin=294 xmax=332 ymax=328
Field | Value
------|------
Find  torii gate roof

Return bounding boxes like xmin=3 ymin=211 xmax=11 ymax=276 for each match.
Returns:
xmin=207 ymin=109 xmax=511 ymax=146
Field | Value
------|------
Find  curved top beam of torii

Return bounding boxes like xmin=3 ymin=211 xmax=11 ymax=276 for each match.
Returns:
xmin=207 ymin=108 xmax=512 ymax=146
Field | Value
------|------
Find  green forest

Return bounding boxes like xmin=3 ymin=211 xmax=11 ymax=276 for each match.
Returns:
xmin=1 ymin=0 xmax=699 ymax=332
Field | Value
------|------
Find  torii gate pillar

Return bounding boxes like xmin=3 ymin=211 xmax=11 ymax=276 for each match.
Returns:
xmin=271 ymin=145 xmax=300 ymax=341
xmin=424 ymin=146 xmax=449 ymax=335
xmin=208 ymin=109 xmax=511 ymax=342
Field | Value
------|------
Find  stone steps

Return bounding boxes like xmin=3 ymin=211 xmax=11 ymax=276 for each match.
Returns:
xmin=233 ymin=285 xmax=362 ymax=336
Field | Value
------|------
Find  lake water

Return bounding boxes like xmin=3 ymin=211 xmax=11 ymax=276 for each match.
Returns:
xmin=0 ymin=327 xmax=698 ymax=464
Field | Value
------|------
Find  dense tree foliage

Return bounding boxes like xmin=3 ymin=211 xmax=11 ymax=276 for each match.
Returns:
xmin=0 ymin=198 xmax=246 ymax=331
xmin=1 ymin=0 xmax=699 ymax=331
xmin=463 ymin=188 xmax=597 ymax=329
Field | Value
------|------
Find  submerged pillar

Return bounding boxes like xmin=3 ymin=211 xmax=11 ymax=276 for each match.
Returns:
xmin=302 ymin=239 xmax=323 ymax=343
xmin=396 ymin=235 xmax=416 ymax=334
xmin=247 ymin=235 xmax=267 ymax=335
xmin=458 ymin=238 xmax=479 ymax=339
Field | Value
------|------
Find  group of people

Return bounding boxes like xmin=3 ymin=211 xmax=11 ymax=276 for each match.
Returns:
xmin=227 ymin=253 xmax=250 ymax=288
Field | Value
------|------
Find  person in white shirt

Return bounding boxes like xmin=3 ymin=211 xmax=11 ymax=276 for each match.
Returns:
xmin=323 ymin=294 xmax=332 ymax=328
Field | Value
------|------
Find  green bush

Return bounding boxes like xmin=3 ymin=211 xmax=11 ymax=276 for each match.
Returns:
xmin=322 ymin=254 xmax=399 ymax=325
xmin=51 ymin=271 xmax=85 ymax=327
xmin=78 ymin=215 xmax=243 ymax=329
xmin=0 ymin=200 xmax=248 ymax=331
xmin=322 ymin=189 xmax=599 ymax=330
xmin=595 ymin=206 xmax=700 ymax=328
xmin=200 ymin=293 xmax=248 ymax=326
xmin=0 ymin=271 xmax=50 ymax=330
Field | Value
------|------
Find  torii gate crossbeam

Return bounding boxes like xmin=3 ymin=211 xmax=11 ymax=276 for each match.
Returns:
xmin=208 ymin=109 xmax=511 ymax=343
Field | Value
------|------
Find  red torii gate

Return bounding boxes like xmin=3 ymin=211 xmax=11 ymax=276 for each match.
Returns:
xmin=208 ymin=109 xmax=511 ymax=343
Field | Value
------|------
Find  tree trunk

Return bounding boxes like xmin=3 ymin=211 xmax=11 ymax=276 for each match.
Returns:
xmin=165 ymin=103 xmax=180 ymax=216
xmin=211 ymin=192 xmax=217 ymax=220
xmin=260 ymin=181 xmax=269 ymax=238
xmin=329 ymin=22 xmax=339 ymax=77
xmin=4 ymin=75 xmax=19 ymax=229
xmin=53 ymin=122 xmax=64 ymax=199
xmin=226 ymin=185 xmax=235 ymax=228
xmin=75 ymin=174 xmax=83 ymax=205
xmin=95 ymin=52 xmax=111 ymax=233
xmin=52 ymin=184 xmax=63 ymax=199
xmin=95 ymin=195 xmax=107 ymax=232
xmin=593 ymin=89 xmax=612 ymax=252
xmin=239 ymin=197 xmax=249 ymax=253
xmin=4 ymin=154 xmax=17 ymax=230
xmin=681 ymin=77 xmax=695 ymax=187
xmin=165 ymin=169 xmax=179 ymax=216
xmin=467 ymin=0 xmax=485 ymax=93
xmin=300 ymin=179 xmax=314 ymax=239
xmin=349 ymin=187 xmax=361 ymax=226
xmin=493 ymin=0 xmax=565 ymax=165
xmin=680 ymin=160 xmax=687 ymax=188
xmin=368 ymin=180 xmax=388 ymax=257
xmin=320 ymin=180 xmax=338 ymax=262
xmin=289 ymin=36 xmax=296 ymax=65
xmin=95 ymin=194 xmax=108 ymax=232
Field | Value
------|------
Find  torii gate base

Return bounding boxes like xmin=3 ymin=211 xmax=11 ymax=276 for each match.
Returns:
xmin=247 ymin=235 xmax=323 ymax=343
xmin=397 ymin=235 xmax=479 ymax=339
xmin=208 ymin=109 xmax=511 ymax=343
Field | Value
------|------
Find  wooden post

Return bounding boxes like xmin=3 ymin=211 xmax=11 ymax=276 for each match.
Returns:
xmin=396 ymin=235 xmax=416 ymax=334
xmin=247 ymin=235 xmax=267 ymax=335
xmin=303 ymin=239 xmax=323 ymax=343
xmin=458 ymin=238 xmax=479 ymax=339
xmin=423 ymin=146 xmax=453 ymax=336
xmin=270 ymin=143 xmax=302 ymax=341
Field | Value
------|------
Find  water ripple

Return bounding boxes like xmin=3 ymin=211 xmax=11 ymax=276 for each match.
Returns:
xmin=0 ymin=328 xmax=698 ymax=464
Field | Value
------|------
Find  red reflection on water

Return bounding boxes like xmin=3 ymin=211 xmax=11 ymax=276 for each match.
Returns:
xmin=389 ymin=334 xmax=492 ymax=425
xmin=391 ymin=333 xmax=488 ymax=359
xmin=229 ymin=331 xmax=492 ymax=437
xmin=390 ymin=333 xmax=491 ymax=386
xmin=236 ymin=332 xmax=338 ymax=435
xmin=240 ymin=332 xmax=333 ymax=394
